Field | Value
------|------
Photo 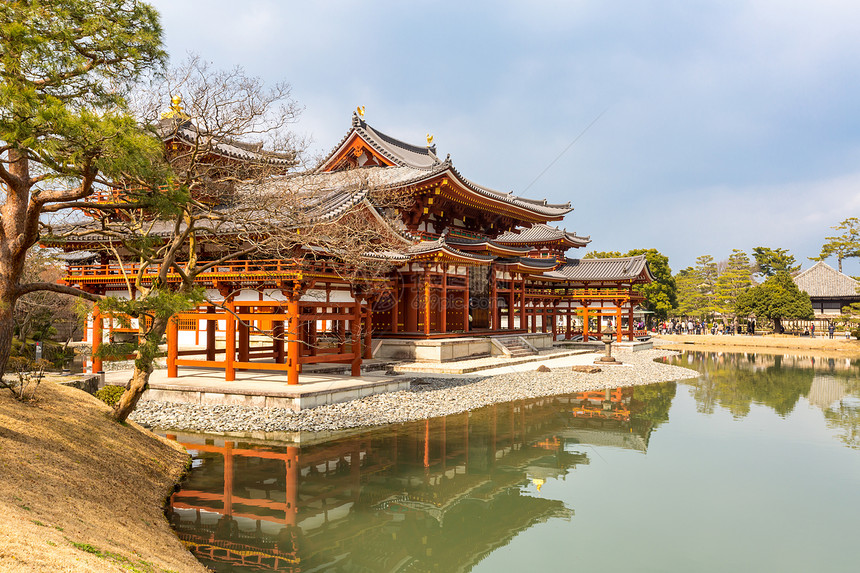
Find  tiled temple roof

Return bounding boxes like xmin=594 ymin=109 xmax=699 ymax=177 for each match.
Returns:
xmin=794 ymin=261 xmax=860 ymax=298
xmin=497 ymin=257 xmax=562 ymax=270
xmin=544 ymin=255 xmax=652 ymax=282
xmin=318 ymin=114 xmax=574 ymax=219
xmin=495 ymin=224 xmax=590 ymax=247
xmin=445 ymin=236 xmax=532 ymax=255
xmin=352 ymin=116 xmax=442 ymax=169
xmin=158 ymin=119 xmax=297 ymax=166
xmin=409 ymin=237 xmax=495 ymax=263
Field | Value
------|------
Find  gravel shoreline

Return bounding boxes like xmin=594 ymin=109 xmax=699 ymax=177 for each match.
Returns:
xmin=130 ymin=349 xmax=697 ymax=434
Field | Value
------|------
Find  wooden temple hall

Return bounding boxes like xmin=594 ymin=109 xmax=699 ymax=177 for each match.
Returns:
xmin=61 ymin=111 xmax=653 ymax=382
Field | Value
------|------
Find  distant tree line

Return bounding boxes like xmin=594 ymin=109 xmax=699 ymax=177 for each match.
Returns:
xmin=585 ymin=217 xmax=860 ymax=333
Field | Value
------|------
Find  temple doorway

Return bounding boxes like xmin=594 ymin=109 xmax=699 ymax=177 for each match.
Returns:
xmin=469 ymin=266 xmax=491 ymax=330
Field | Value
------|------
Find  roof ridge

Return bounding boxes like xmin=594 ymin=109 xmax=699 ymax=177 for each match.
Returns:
xmin=363 ymin=124 xmax=436 ymax=157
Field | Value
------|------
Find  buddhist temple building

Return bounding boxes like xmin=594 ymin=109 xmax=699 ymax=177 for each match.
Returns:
xmin=794 ymin=261 xmax=860 ymax=317
xmin=54 ymin=110 xmax=654 ymax=381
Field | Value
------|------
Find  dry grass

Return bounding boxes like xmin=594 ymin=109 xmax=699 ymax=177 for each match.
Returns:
xmin=0 ymin=381 xmax=207 ymax=572
xmin=656 ymin=334 xmax=860 ymax=359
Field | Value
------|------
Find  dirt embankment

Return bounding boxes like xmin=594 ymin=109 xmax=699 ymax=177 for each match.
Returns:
xmin=655 ymin=334 xmax=860 ymax=359
xmin=0 ymin=382 xmax=206 ymax=572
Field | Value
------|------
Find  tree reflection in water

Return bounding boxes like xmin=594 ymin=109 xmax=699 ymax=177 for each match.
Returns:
xmin=668 ymin=351 xmax=860 ymax=448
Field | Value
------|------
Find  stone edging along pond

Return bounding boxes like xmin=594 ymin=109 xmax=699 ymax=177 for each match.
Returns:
xmin=130 ymin=349 xmax=697 ymax=434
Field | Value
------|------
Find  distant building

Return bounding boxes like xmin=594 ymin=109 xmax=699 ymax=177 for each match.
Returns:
xmin=793 ymin=261 xmax=860 ymax=317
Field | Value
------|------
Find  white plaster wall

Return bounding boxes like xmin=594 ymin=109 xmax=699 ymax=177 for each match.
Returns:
xmin=299 ymin=289 xmax=355 ymax=303
xmin=262 ymin=289 xmax=285 ymax=301
xmin=204 ymin=288 xmax=222 ymax=302
xmin=235 ymin=289 xmax=262 ymax=302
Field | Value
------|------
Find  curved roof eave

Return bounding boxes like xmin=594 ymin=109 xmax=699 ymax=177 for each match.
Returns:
xmin=318 ymin=115 xmax=575 ymax=220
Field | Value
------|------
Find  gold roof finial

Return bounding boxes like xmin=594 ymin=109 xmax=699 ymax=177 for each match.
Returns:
xmin=356 ymin=105 xmax=365 ymax=118
xmin=426 ymin=133 xmax=434 ymax=145
xmin=161 ymin=94 xmax=190 ymax=120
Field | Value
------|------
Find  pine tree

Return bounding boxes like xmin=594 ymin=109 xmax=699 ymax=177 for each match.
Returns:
xmin=0 ymin=0 xmax=165 ymax=388
xmin=811 ymin=217 xmax=860 ymax=273
xmin=715 ymin=249 xmax=753 ymax=319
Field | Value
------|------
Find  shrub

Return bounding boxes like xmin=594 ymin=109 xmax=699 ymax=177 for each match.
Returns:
xmin=95 ymin=385 xmax=126 ymax=407
xmin=851 ymin=329 xmax=860 ymax=340
xmin=2 ymin=357 xmax=51 ymax=401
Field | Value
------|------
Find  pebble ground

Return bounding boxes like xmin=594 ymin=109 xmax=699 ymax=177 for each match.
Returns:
xmin=130 ymin=349 xmax=697 ymax=433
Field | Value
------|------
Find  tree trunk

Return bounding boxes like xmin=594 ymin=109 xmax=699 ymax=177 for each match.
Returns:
xmin=0 ymin=149 xmax=31 ymax=380
xmin=0 ymin=294 xmax=16 ymax=384
xmin=111 ymin=315 xmax=169 ymax=423
xmin=112 ymin=363 xmax=153 ymax=423
xmin=0 ymin=261 xmax=23 ymax=382
xmin=773 ymin=317 xmax=784 ymax=334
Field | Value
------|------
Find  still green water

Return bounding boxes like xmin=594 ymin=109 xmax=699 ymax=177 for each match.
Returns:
xmin=167 ymin=352 xmax=860 ymax=572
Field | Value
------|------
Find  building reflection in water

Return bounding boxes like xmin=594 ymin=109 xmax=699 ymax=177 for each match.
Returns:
xmin=166 ymin=385 xmax=670 ymax=572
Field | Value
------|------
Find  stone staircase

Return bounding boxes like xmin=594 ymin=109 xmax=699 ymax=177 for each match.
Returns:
xmin=494 ymin=336 xmax=537 ymax=357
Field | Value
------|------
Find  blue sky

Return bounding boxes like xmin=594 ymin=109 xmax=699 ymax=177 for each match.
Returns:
xmin=148 ymin=0 xmax=860 ymax=275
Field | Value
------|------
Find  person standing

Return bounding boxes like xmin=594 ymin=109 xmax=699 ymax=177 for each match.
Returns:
xmin=829 ymin=322 xmax=835 ymax=339
xmin=811 ymin=322 xmax=815 ymax=338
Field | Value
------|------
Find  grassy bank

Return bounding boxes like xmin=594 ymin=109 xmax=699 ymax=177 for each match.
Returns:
xmin=0 ymin=382 xmax=206 ymax=572
xmin=655 ymin=334 xmax=860 ymax=358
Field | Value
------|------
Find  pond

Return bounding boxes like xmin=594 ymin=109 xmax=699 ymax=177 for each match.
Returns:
xmin=166 ymin=351 xmax=860 ymax=572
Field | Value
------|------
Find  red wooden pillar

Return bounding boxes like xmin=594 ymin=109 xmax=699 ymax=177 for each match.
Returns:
xmin=564 ymin=308 xmax=570 ymax=340
xmin=206 ymin=306 xmax=216 ymax=361
xmin=273 ymin=320 xmax=285 ymax=362
xmin=405 ymin=273 xmax=418 ymax=333
xmin=237 ymin=306 xmax=250 ymax=362
xmin=617 ymin=305 xmax=623 ymax=342
xmin=490 ymin=265 xmax=498 ymax=330
xmin=225 ymin=299 xmax=236 ymax=381
xmin=582 ymin=305 xmax=589 ymax=341
xmin=287 ymin=297 xmax=300 ymax=385
xmin=167 ymin=314 xmax=178 ymax=378
xmin=628 ymin=290 xmax=635 ymax=341
xmin=520 ymin=276 xmax=526 ymax=332
xmin=351 ymin=297 xmax=362 ymax=376
xmin=508 ymin=277 xmax=515 ymax=330
xmin=441 ymin=265 xmax=448 ymax=333
xmin=364 ymin=301 xmax=373 ymax=359
xmin=91 ymin=306 xmax=102 ymax=374
xmin=391 ymin=290 xmax=400 ymax=334
xmin=463 ymin=266 xmax=470 ymax=333
xmin=542 ymin=301 xmax=548 ymax=333
xmin=423 ymin=268 xmax=431 ymax=336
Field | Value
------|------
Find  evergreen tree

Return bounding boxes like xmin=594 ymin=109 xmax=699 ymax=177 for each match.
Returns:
xmin=811 ymin=217 xmax=860 ymax=273
xmin=0 ymin=0 xmax=165 ymax=388
xmin=752 ymin=247 xmax=800 ymax=278
xmin=674 ymin=266 xmax=703 ymax=317
xmin=695 ymin=255 xmax=719 ymax=318
xmin=715 ymin=249 xmax=753 ymax=320
xmin=735 ymin=271 xmax=813 ymax=333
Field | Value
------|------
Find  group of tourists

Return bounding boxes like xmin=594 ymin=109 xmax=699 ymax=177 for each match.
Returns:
xmin=658 ymin=318 xmax=845 ymax=338
xmin=657 ymin=318 xmax=755 ymax=336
